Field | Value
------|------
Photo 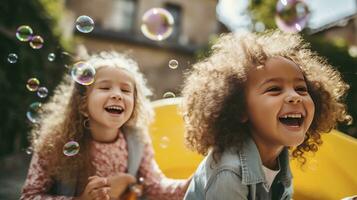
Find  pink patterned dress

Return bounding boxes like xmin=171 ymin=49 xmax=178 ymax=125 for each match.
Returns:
xmin=21 ymin=132 xmax=188 ymax=200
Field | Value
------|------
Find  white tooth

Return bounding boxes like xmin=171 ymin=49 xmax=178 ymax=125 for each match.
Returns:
xmin=286 ymin=114 xmax=302 ymax=118
xmin=281 ymin=114 xmax=302 ymax=118
xmin=107 ymin=105 xmax=123 ymax=111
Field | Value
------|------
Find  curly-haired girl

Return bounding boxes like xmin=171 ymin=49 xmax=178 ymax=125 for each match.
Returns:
xmin=182 ymin=30 xmax=351 ymax=200
xmin=21 ymin=51 xmax=190 ymax=200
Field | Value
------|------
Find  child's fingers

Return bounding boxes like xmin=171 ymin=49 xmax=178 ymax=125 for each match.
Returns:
xmin=90 ymin=186 xmax=110 ymax=199
xmin=88 ymin=175 xmax=99 ymax=180
xmin=87 ymin=177 xmax=108 ymax=192
xmin=123 ymin=174 xmax=136 ymax=184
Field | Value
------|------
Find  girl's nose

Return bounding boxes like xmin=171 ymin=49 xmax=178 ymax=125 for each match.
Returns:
xmin=110 ymin=91 xmax=122 ymax=100
xmin=285 ymin=95 xmax=302 ymax=104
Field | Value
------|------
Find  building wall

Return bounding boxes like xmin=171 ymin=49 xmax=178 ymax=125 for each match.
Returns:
xmin=65 ymin=0 xmax=219 ymax=100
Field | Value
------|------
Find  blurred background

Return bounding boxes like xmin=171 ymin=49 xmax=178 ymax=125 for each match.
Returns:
xmin=0 ymin=0 xmax=356 ymax=198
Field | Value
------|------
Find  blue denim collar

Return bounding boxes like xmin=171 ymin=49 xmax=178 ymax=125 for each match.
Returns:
xmin=238 ymin=137 xmax=292 ymax=187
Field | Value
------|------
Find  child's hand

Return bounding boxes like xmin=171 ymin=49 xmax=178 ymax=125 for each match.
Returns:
xmin=107 ymin=173 xmax=136 ymax=199
xmin=79 ymin=176 xmax=110 ymax=200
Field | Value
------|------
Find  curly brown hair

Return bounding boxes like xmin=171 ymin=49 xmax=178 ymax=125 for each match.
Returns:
xmin=29 ymin=51 xmax=154 ymax=192
xmin=182 ymin=30 xmax=352 ymax=165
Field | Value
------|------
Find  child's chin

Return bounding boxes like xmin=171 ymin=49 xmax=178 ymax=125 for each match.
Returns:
xmin=287 ymin=137 xmax=306 ymax=147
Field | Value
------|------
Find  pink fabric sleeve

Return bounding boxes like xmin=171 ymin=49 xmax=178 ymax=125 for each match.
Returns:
xmin=138 ymin=141 xmax=190 ymax=200
xmin=20 ymin=153 xmax=77 ymax=200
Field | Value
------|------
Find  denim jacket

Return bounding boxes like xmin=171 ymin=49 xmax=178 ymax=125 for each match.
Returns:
xmin=184 ymin=137 xmax=293 ymax=200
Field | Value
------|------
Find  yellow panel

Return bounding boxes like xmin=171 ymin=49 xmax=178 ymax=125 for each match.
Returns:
xmin=149 ymin=98 xmax=203 ymax=179
xmin=291 ymin=130 xmax=357 ymax=199
xmin=149 ymin=97 xmax=357 ymax=198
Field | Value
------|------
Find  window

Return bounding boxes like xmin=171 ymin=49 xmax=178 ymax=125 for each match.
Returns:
xmin=164 ymin=3 xmax=182 ymax=42
xmin=103 ymin=0 xmax=137 ymax=32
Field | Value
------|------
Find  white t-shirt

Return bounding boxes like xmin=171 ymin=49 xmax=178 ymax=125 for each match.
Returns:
xmin=262 ymin=164 xmax=280 ymax=192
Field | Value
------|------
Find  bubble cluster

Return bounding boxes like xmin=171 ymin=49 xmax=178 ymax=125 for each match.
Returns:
xmin=141 ymin=8 xmax=174 ymax=41
xmin=275 ymin=0 xmax=310 ymax=33
xmin=29 ymin=35 xmax=44 ymax=49
xmin=26 ymin=78 xmax=40 ymax=92
xmin=63 ymin=141 xmax=80 ymax=156
xmin=168 ymin=59 xmax=178 ymax=69
xmin=71 ymin=61 xmax=96 ymax=85
xmin=7 ymin=53 xmax=18 ymax=64
xmin=37 ymin=87 xmax=48 ymax=98
xmin=76 ymin=15 xmax=95 ymax=33
xmin=16 ymin=25 xmax=33 ymax=42
xmin=26 ymin=102 xmax=42 ymax=123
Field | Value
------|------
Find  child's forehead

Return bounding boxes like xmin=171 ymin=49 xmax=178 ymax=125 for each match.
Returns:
xmin=95 ymin=66 xmax=135 ymax=85
xmin=246 ymin=57 xmax=305 ymax=83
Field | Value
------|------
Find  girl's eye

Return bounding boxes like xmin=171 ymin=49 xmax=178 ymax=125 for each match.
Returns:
xmin=266 ymin=87 xmax=281 ymax=92
xmin=99 ymin=87 xmax=110 ymax=90
xmin=296 ymin=86 xmax=308 ymax=93
xmin=122 ymin=89 xmax=132 ymax=93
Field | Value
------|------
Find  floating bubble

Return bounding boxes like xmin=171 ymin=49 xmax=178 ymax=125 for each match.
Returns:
xmin=141 ymin=8 xmax=174 ymax=41
xmin=76 ymin=15 xmax=95 ymax=33
xmin=275 ymin=0 xmax=310 ymax=33
xmin=48 ymin=53 xmax=56 ymax=62
xmin=37 ymin=87 xmax=48 ymax=98
xmin=7 ymin=53 xmax=18 ymax=64
xmin=26 ymin=146 xmax=33 ymax=155
xmin=26 ymin=78 xmax=40 ymax=91
xmin=63 ymin=141 xmax=80 ymax=156
xmin=348 ymin=46 xmax=357 ymax=58
xmin=16 ymin=25 xmax=33 ymax=42
xmin=254 ymin=21 xmax=266 ymax=32
xmin=26 ymin=102 xmax=42 ymax=123
xmin=159 ymin=136 xmax=170 ymax=149
xmin=163 ymin=92 xmax=176 ymax=98
xmin=71 ymin=61 xmax=96 ymax=85
xmin=29 ymin=35 xmax=44 ymax=49
xmin=168 ymin=59 xmax=178 ymax=69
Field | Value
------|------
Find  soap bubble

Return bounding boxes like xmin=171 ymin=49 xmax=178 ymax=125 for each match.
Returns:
xmin=275 ymin=0 xmax=310 ymax=33
xmin=141 ymin=8 xmax=174 ymax=41
xmin=76 ymin=15 xmax=95 ymax=33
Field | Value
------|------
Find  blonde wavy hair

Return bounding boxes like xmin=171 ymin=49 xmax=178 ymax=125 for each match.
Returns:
xmin=29 ymin=51 xmax=154 ymax=191
xmin=182 ymin=30 xmax=352 ymax=165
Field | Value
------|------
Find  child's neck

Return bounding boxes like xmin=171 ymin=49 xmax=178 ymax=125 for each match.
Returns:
xmin=253 ymin=138 xmax=284 ymax=170
xmin=90 ymin=124 xmax=120 ymax=143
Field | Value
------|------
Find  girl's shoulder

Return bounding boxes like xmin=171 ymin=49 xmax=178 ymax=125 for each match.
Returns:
xmin=187 ymin=149 xmax=246 ymax=199
xmin=194 ymin=149 xmax=243 ymax=183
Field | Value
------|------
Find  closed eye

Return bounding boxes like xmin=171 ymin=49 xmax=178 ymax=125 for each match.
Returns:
xmin=266 ymin=87 xmax=281 ymax=93
xmin=99 ymin=87 xmax=110 ymax=90
xmin=121 ymin=88 xmax=132 ymax=93
xmin=295 ymin=86 xmax=308 ymax=94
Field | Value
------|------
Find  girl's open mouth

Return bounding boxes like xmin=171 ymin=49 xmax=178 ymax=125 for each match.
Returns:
xmin=278 ymin=114 xmax=304 ymax=127
xmin=105 ymin=105 xmax=124 ymax=114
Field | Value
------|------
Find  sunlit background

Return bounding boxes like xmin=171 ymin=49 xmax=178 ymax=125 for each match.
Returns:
xmin=0 ymin=0 xmax=356 ymax=198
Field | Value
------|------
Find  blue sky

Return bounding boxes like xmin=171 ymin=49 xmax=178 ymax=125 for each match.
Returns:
xmin=217 ymin=0 xmax=357 ymax=31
